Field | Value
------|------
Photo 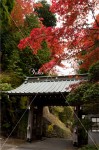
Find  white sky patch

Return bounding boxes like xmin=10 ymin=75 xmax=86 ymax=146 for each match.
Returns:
xmin=86 ymin=9 xmax=99 ymax=25
xmin=55 ymin=66 xmax=76 ymax=76
xmin=54 ymin=58 xmax=78 ymax=75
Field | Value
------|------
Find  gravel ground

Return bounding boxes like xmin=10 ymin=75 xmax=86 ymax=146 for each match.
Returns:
xmin=0 ymin=137 xmax=78 ymax=150
xmin=0 ymin=137 xmax=25 ymax=150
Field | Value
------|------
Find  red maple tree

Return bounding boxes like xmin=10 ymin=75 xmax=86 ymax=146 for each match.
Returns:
xmin=17 ymin=0 xmax=99 ymax=73
xmin=18 ymin=25 xmax=65 ymax=73
xmin=77 ymin=14 xmax=99 ymax=71
xmin=50 ymin=0 xmax=98 ymax=38
xmin=50 ymin=0 xmax=99 ymax=71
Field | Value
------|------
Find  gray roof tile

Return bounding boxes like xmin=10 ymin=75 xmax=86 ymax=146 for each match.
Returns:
xmin=6 ymin=75 xmax=88 ymax=95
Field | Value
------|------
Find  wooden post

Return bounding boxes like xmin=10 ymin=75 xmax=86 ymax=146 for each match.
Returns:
xmin=27 ymin=101 xmax=34 ymax=142
xmin=36 ymin=106 xmax=43 ymax=140
xmin=75 ymin=105 xmax=83 ymax=147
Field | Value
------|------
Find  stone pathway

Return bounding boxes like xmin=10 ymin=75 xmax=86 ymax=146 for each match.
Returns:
xmin=1 ymin=138 xmax=78 ymax=150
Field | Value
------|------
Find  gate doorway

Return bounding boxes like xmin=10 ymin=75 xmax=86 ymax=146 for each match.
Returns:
xmin=6 ymin=75 xmax=88 ymax=145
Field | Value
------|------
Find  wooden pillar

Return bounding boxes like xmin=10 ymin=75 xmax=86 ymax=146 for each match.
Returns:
xmin=27 ymin=101 xmax=34 ymax=142
xmin=74 ymin=105 xmax=83 ymax=147
xmin=36 ymin=106 xmax=43 ymax=140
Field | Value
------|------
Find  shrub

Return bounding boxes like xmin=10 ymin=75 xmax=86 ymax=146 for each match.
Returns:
xmin=83 ymin=83 xmax=99 ymax=103
xmin=0 ymin=83 xmax=12 ymax=91
xmin=88 ymin=61 xmax=99 ymax=82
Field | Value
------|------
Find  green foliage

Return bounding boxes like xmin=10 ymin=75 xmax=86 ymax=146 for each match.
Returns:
xmin=37 ymin=41 xmax=51 ymax=65
xmin=1 ymin=13 xmax=51 ymax=77
xmin=74 ymin=117 xmax=92 ymax=131
xmin=0 ymin=74 xmax=12 ymax=91
xmin=50 ymin=106 xmax=74 ymax=128
xmin=1 ymin=94 xmax=15 ymax=135
xmin=35 ymin=0 xmax=56 ymax=27
xmin=1 ymin=14 xmax=40 ymax=73
xmin=0 ymin=73 xmax=23 ymax=88
xmin=16 ymin=14 xmax=42 ymax=75
xmin=0 ymin=72 xmax=24 ymax=136
xmin=52 ymin=106 xmax=64 ymax=116
xmin=79 ymin=145 xmax=99 ymax=150
xmin=59 ymin=106 xmax=74 ymax=126
xmin=20 ymin=96 xmax=28 ymax=109
xmin=0 ymin=73 xmax=11 ymax=83
xmin=1 ymin=29 xmax=23 ymax=73
xmin=88 ymin=61 xmax=99 ymax=82
xmin=1 ymin=94 xmax=28 ymax=137
xmin=17 ymin=113 xmax=28 ymax=139
xmin=0 ymin=0 xmax=15 ymax=30
xmin=66 ymin=82 xmax=99 ymax=114
xmin=47 ymin=124 xmax=53 ymax=133
xmin=82 ymin=83 xmax=99 ymax=103
xmin=24 ymin=14 xmax=40 ymax=33
xmin=74 ymin=117 xmax=92 ymax=146
xmin=19 ymin=41 xmax=51 ymax=76
xmin=46 ymin=124 xmax=68 ymax=138
xmin=67 ymin=62 xmax=99 ymax=117
xmin=0 ymin=83 xmax=12 ymax=91
xmin=66 ymin=83 xmax=91 ymax=104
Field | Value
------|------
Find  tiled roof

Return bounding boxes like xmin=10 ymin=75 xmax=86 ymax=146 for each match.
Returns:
xmin=7 ymin=75 xmax=87 ymax=95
